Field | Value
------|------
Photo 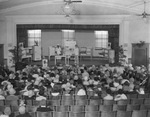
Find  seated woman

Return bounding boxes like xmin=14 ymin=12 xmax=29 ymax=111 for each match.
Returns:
xmin=103 ymin=89 xmax=113 ymax=100
xmin=76 ymin=84 xmax=86 ymax=96
xmin=36 ymin=99 xmax=53 ymax=112
xmin=136 ymin=87 xmax=145 ymax=94
xmin=51 ymin=87 xmax=61 ymax=97
xmin=114 ymin=89 xmax=127 ymax=101
xmin=16 ymin=106 xmax=31 ymax=117
xmin=36 ymin=88 xmax=47 ymax=101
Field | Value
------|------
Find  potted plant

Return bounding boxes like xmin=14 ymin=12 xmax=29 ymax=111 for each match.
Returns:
xmin=119 ymin=45 xmax=127 ymax=66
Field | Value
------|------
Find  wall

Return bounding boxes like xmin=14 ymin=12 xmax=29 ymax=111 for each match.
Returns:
xmin=0 ymin=20 xmax=7 ymax=58
xmin=76 ymin=30 xmax=95 ymax=48
xmin=0 ymin=14 xmax=150 ymax=67
xmin=41 ymin=30 xmax=95 ymax=56
xmin=120 ymin=19 xmax=150 ymax=62
xmin=41 ymin=30 xmax=62 ymax=56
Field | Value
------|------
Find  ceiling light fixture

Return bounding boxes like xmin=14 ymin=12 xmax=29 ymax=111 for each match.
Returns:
xmin=63 ymin=2 xmax=73 ymax=17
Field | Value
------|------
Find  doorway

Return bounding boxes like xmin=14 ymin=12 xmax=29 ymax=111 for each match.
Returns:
xmin=0 ymin=44 xmax=4 ymax=66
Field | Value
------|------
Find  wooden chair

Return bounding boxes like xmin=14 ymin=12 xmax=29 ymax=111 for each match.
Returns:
xmin=140 ymin=104 xmax=150 ymax=110
xmin=102 ymin=100 xmax=116 ymax=105
xmin=70 ymin=105 xmax=85 ymax=112
xmin=131 ymin=110 xmax=147 ymax=117
xmin=37 ymin=111 xmax=52 ymax=117
xmin=130 ymin=98 xmax=144 ymax=105
xmin=126 ymin=104 xmax=140 ymax=111
xmin=47 ymin=100 xmax=61 ymax=106
xmin=85 ymin=105 xmax=99 ymax=111
xmin=126 ymin=94 xmax=138 ymax=99
xmin=55 ymin=105 xmax=70 ymax=112
xmin=53 ymin=112 xmax=69 ymax=117
xmin=116 ymin=111 xmax=132 ymax=117
xmin=86 ymin=47 xmax=93 ymax=60
xmin=144 ymin=98 xmax=150 ymax=105
xmin=74 ymin=95 xmax=88 ymax=100
xmin=138 ymin=93 xmax=149 ymax=98
xmin=85 ymin=111 xmax=100 ymax=117
xmin=61 ymin=99 xmax=74 ymax=105
xmin=101 ymin=111 xmax=116 ymax=117
xmin=74 ymin=99 xmax=88 ymax=105
xmin=79 ymin=47 xmax=87 ymax=60
xmin=117 ymin=99 xmax=130 ymax=105
xmin=89 ymin=99 xmax=102 ymax=105
xmin=99 ymin=105 xmax=113 ymax=112
xmin=113 ymin=104 xmax=126 ymax=111
xmin=69 ymin=112 xmax=85 ymax=117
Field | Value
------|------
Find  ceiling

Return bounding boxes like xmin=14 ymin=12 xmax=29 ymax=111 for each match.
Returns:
xmin=0 ymin=0 xmax=150 ymax=16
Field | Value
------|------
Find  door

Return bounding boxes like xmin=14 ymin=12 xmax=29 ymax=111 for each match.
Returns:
xmin=132 ymin=43 xmax=149 ymax=68
xmin=0 ymin=44 xmax=4 ymax=66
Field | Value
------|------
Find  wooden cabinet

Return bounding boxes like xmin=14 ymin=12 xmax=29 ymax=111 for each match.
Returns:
xmin=132 ymin=43 xmax=149 ymax=68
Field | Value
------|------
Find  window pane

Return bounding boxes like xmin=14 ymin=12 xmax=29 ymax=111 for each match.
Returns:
xmin=95 ymin=31 xmax=108 ymax=48
xmin=28 ymin=30 xmax=35 ymax=37
xmin=62 ymin=30 xmax=75 ymax=46
xmin=28 ymin=38 xmax=35 ymax=46
xmin=28 ymin=30 xmax=41 ymax=46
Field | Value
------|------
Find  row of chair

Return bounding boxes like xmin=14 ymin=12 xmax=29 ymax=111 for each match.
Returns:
xmin=1 ymin=104 xmax=150 ymax=113
xmin=12 ymin=110 xmax=150 ymax=117
xmin=45 ymin=93 xmax=150 ymax=100
xmin=1 ymin=98 xmax=150 ymax=106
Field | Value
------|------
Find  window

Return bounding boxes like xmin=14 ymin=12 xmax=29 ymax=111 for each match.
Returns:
xmin=62 ymin=30 xmax=75 ymax=40
xmin=28 ymin=30 xmax=41 ymax=46
xmin=62 ymin=30 xmax=75 ymax=46
xmin=95 ymin=31 xmax=108 ymax=48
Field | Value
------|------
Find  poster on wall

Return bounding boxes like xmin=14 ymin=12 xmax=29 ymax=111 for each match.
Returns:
xmin=42 ymin=58 xmax=48 ymax=69
xmin=64 ymin=39 xmax=76 ymax=56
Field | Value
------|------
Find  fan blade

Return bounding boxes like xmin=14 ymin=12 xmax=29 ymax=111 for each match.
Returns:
xmin=64 ymin=0 xmax=82 ymax=2
xmin=72 ymin=0 xmax=82 ymax=2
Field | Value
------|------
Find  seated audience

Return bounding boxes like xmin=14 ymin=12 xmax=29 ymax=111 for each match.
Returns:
xmin=114 ymin=89 xmax=127 ymax=101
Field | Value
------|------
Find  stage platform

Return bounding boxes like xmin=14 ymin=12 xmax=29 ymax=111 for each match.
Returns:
xmin=24 ymin=56 xmax=110 ymax=67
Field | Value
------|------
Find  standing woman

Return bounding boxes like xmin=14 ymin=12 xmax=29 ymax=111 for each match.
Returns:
xmin=74 ymin=44 xmax=79 ymax=65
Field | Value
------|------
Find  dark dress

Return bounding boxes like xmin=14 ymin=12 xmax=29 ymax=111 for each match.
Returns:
xmin=36 ymin=106 xmax=53 ymax=112
xmin=16 ymin=112 xmax=31 ymax=117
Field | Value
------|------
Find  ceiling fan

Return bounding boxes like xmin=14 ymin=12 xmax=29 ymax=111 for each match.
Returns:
xmin=136 ymin=1 xmax=150 ymax=18
xmin=64 ymin=0 xmax=82 ymax=4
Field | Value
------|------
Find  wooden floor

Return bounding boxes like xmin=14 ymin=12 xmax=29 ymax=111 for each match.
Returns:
xmin=26 ymin=56 xmax=110 ymax=67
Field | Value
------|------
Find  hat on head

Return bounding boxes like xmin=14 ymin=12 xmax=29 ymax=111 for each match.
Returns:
xmin=19 ymin=106 xmax=26 ymax=114
xmin=8 ymin=88 xmax=16 ymax=95
xmin=4 ymin=107 xmax=11 ymax=115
